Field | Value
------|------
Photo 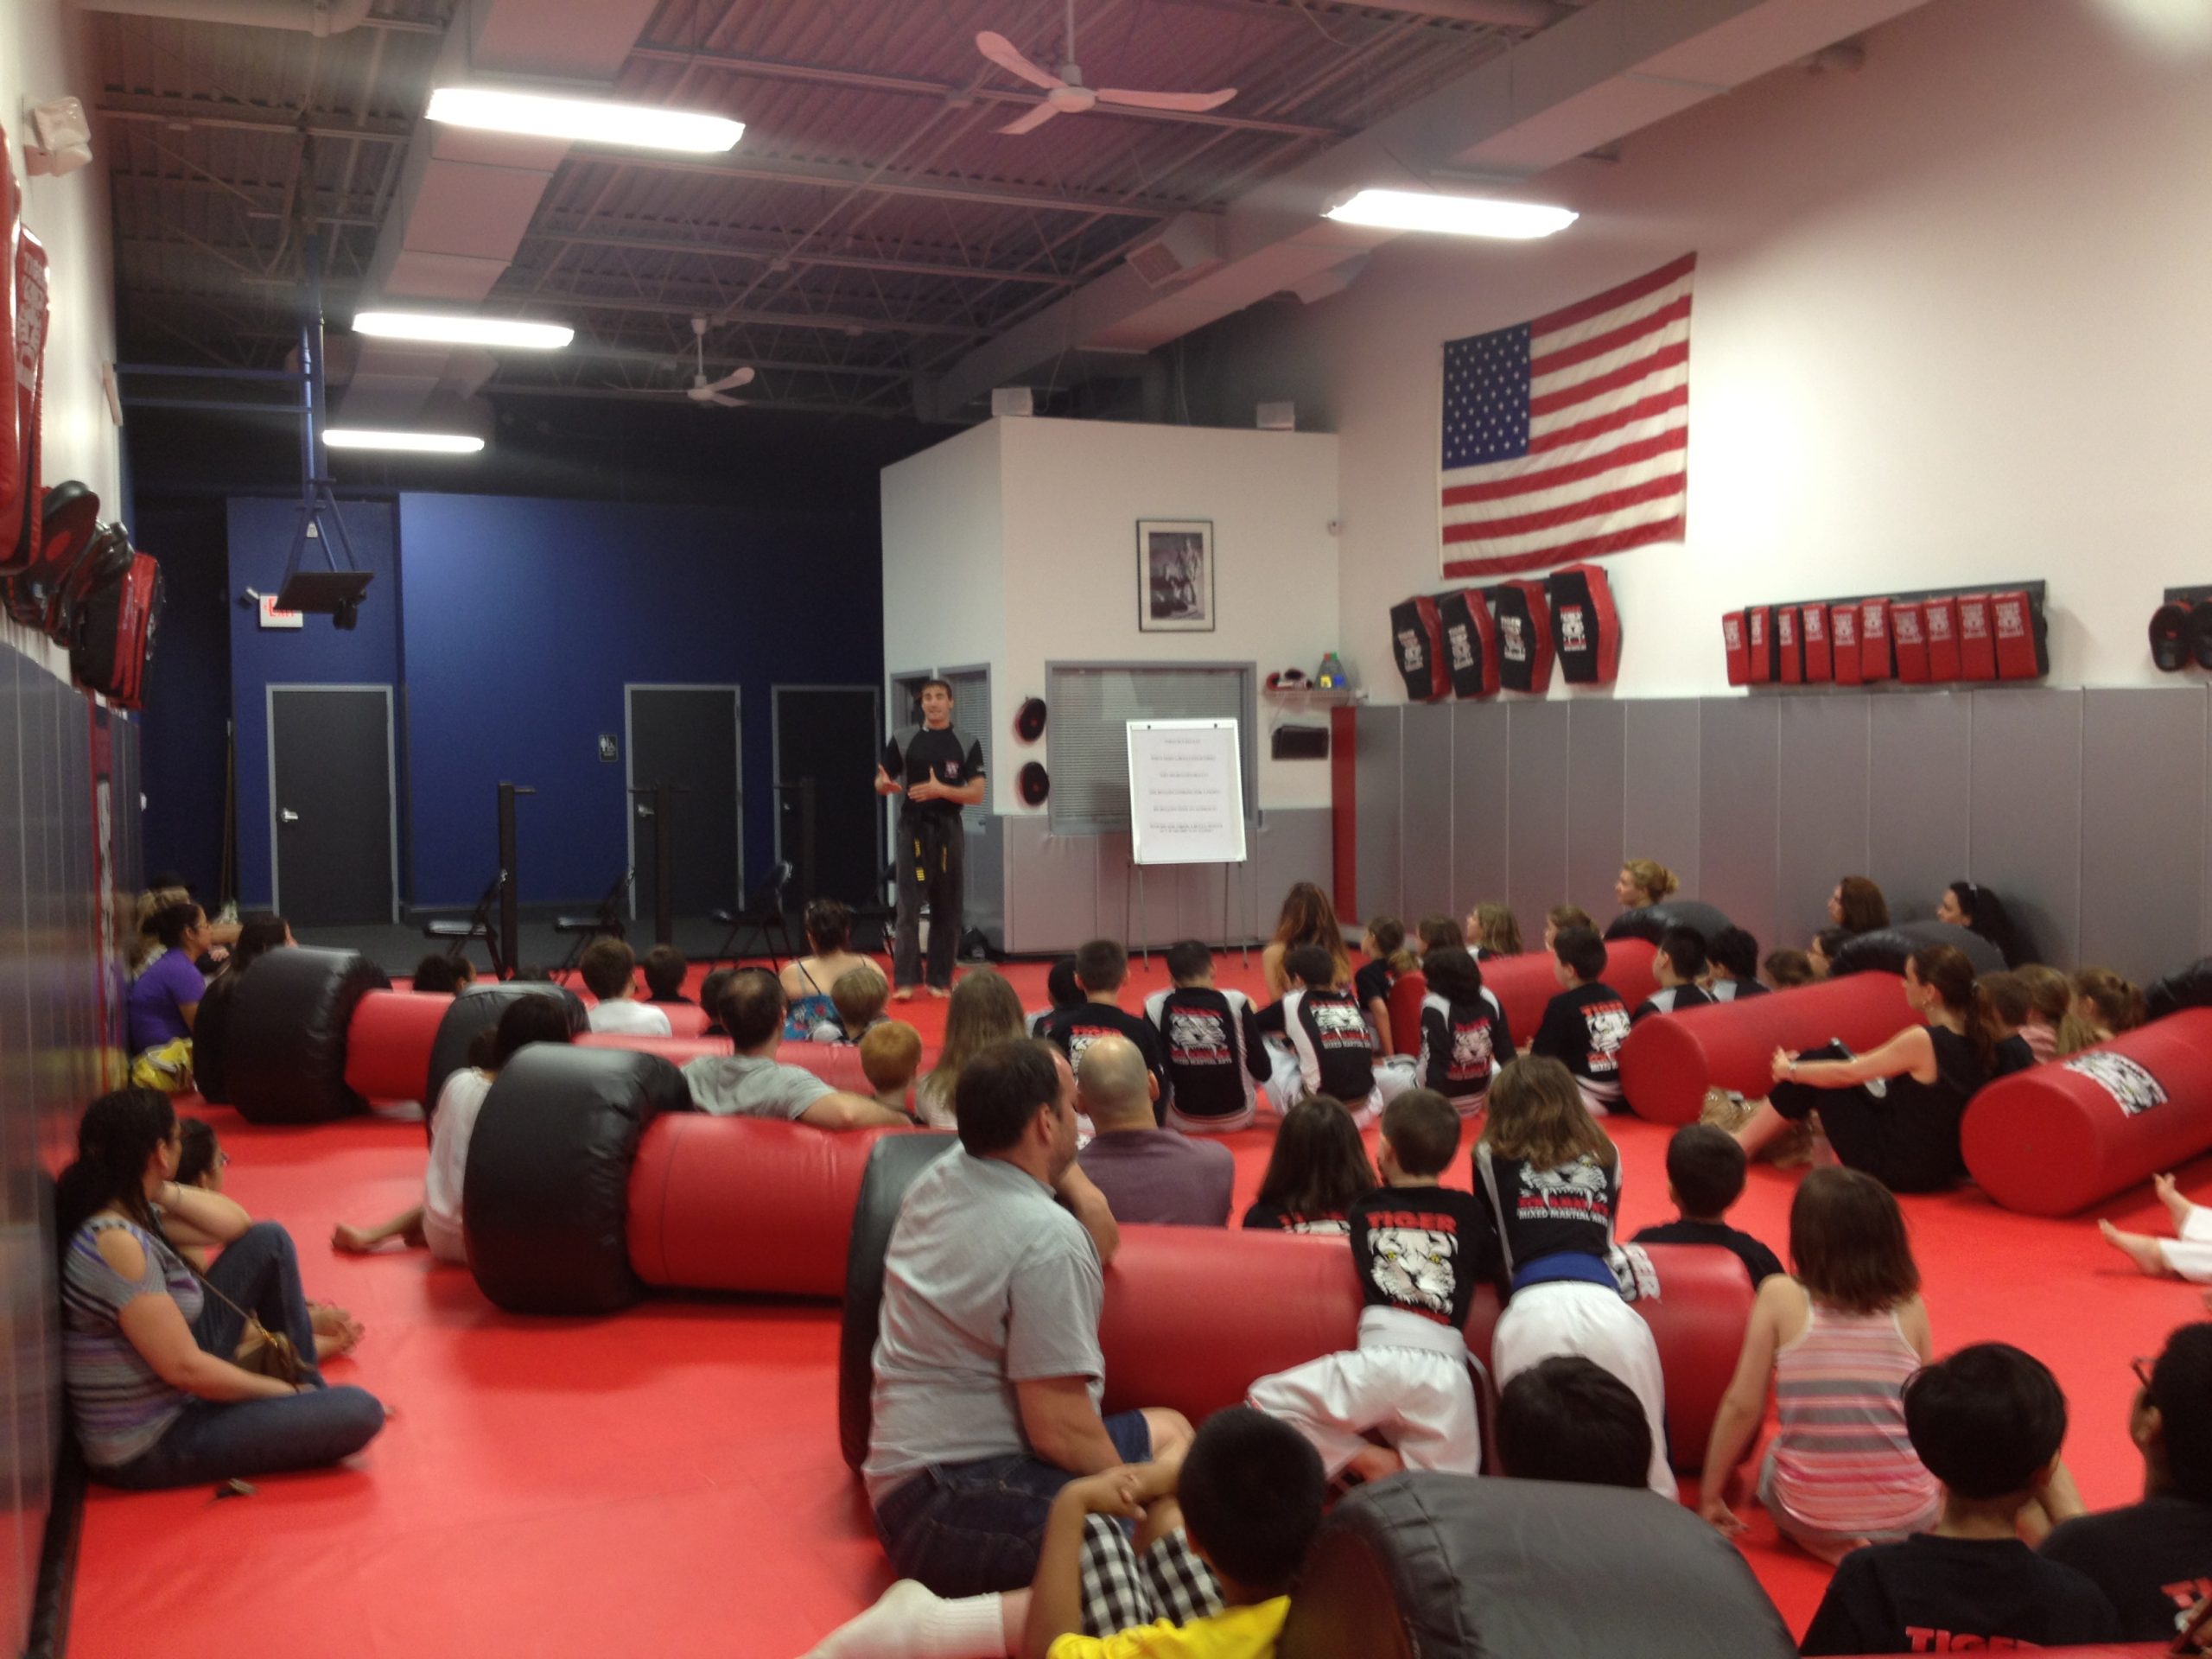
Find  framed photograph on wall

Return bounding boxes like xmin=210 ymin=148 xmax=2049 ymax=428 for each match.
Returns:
xmin=1137 ymin=519 xmax=1215 ymax=632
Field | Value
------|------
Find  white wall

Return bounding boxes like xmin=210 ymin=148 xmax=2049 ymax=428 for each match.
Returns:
xmin=880 ymin=416 xmax=1007 ymax=680
xmin=1189 ymin=0 xmax=2212 ymax=699
xmin=0 ymin=2 xmax=121 ymax=680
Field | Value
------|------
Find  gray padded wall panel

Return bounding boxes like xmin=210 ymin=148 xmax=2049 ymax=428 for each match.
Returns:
xmin=1354 ymin=706 xmax=1402 ymax=925
xmin=1450 ymin=703 xmax=1510 ymax=918
xmin=1969 ymin=690 xmax=2083 ymax=969
xmin=1506 ymin=701 xmax=1571 ymax=929
xmin=1777 ymin=698 xmax=1872 ymax=953
xmin=1254 ymin=810 xmax=1332 ymax=942
xmin=2080 ymin=690 xmax=2203 ymax=982
xmin=1001 ymin=817 xmax=1099 ymax=954
xmin=1399 ymin=704 xmax=1455 ymax=928
xmin=1623 ymin=701 xmax=1700 ymax=907
xmin=1565 ymin=701 xmax=1627 ymax=925
xmin=1868 ymin=692 xmax=1972 ymax=924
xmin=1698 ymin=698 xmax=1781 ymax=953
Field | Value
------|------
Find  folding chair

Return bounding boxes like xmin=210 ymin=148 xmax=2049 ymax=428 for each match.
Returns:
xmin=553 ymin=869 xmax=631 ymax=980
xmin=710 ymin=861 xmax=799 ymax=970
xmin=423 ymin=871 xmax=507 ymax=979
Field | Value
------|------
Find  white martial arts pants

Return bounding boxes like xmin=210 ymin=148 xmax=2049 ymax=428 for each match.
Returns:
xmin=2160 ymin=1202 xmax=2212 ymax=1283
xmin=1246 ymin=1306 xmax=1483 ymax=1479
xmin=1263 ymin=1052 xmax=1418 ymax=1127
xmin=1491 ymin=1279 xmax=1677 ymax=1500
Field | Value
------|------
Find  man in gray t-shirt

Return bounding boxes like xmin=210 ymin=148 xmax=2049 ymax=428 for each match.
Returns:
xmin=863 ymin=1040 xmax=1192 ymax=1598
xmin=681 ymin=969 xmax=906 ymax=1129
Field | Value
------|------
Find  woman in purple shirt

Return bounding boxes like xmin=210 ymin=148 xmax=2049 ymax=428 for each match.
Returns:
xmin=126 ymin=901 xmax=211 ymax=1056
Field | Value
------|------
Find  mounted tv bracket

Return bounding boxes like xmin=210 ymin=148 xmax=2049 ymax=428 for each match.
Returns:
xmin=273 ymin=225 xmax=371 ymax=628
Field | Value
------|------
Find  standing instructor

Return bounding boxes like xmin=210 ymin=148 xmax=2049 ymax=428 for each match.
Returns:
xmin=877 ymin=678 xmax=986 ymax=1000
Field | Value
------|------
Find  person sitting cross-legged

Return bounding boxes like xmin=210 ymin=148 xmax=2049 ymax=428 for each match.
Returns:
xmin=682 ymin=970 xmax=908 ymax=1129
xmin=1074 ymin=1034 xmax=1234 ymax=1227
xmin=579 ymin=938 xmax=671 ymax=1037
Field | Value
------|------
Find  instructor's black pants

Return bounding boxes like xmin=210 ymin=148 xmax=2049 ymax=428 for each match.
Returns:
xmin=893 ymin=814 xmax=963 ymax=990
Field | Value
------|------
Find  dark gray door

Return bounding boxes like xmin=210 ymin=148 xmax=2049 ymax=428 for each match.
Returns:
xmin=774 ymin=687 xmax=881 ymax=906
xmin=270 ymin=686 xmax=394 ymax=926
xmin=626 ymin=686 xmax=741 ymax=919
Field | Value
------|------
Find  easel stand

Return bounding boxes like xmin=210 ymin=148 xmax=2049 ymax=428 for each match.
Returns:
xmin=1122 ymin=845 xmax=1256 ymax=969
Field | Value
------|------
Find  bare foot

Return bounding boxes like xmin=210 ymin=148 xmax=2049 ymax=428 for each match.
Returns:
xmin=928 ymin=984 xmax=952 ymax=999
xmin=331 ymin=1224 xmax=381 ymax=1255
xmin=2155 ymin=1173 xmax=2193 ymax=1232
xmin=310 ymin=1313 xmax=365 ymax=1361
xmin=892 ymin=986 xmax=916 ymax=1003
xmin=2101 ymin=1219 xmax=2172 ymax=1277
xmin=1345 ymin=1445 xmax=1404 ymax=1484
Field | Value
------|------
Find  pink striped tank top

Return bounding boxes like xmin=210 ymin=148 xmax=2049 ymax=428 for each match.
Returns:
xmin=1769 ymin=1300 xmax=1939 ymax=1537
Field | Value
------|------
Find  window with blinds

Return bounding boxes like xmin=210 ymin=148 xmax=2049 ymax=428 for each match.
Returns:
xmin=1046 ymin=664 xmax=1252 ymax=835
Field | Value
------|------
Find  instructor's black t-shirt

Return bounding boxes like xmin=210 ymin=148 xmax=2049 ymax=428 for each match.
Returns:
xmin=1036 ymin=1001 xmax=1173 ymax=1119
xmin=1349 ymin=1185 xmax=1494 ymax=1327
xmin=881 ymin=726 xmax=985 ymax=823
xmin=1799 ymin=1535 xmax=2119 ymax=1656
xmin=2040 ymin=1493 xmax=2212 ymax=1642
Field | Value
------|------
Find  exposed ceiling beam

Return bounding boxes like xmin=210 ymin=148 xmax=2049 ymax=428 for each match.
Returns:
xmin=626 ymin=42 xmax=1346 ymax=142
xmin=485 ymin=381 xmax=899 ymax=420
xmin=100 ymin=99 xmax=414 ymax=145
xmin=526 ymin=226 xmax=1077 ymax=287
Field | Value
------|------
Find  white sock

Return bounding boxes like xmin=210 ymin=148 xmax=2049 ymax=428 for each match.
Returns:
xmin=798 ymin=1581 xmax=1007 ymax=1659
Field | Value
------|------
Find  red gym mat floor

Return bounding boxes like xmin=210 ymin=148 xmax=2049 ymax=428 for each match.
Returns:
xmin=71 ymin=955 xmax=2212 ymax=1658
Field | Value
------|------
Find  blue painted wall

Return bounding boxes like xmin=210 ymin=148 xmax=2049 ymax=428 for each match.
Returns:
xmin=137 ymin=499 xmax=232 ymax=898
xmin=227 ymin=496 xmax=403 ymax=908
xmin=221 ymin=491 xmax=881 ymax=912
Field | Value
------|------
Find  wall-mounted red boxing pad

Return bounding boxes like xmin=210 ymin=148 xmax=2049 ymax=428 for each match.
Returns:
xmin=1722 ymin=611 xmax=1750 ymax=686
xmin=1545 ymin=563 xmax=1620 ymax=685
xmin=1858 ymin=598 xmax=1892 ymax=682
xmin=0 ymin=131 xmax=21 ymax=569
xmin=1776 ymin=606 xmax=1802 ymax=683
xmin=1388 ymin=595 xmax=1452 ymax=701
xmin=1492 ymin=581 xmax=1554 ymax=693
xmin=1829 ymin=603 xmax=1864 ymax=685
xmin=1923 ymin=597 xmax=1960 ymax=680
xmin=1799 ymin=601 xmax=1832 ymax=683
xmin=1955 ymin=594 xmax=1998 ymax=679
xmin=1438 ymin=589 xmax=1500 ymax=698
xmin=1989 ymin=588 xmax=2047 ymax=680
xmin=1745 ymin=606 xmax=1773 ymax=684
xmin=1890 ymin=600 xmax=1930 ymax=683
xmin=3 ymin=230 xmax=50 ymax=575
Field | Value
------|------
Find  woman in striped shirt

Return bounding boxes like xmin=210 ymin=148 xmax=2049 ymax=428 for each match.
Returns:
xmin=60 ymin=1089 xmax=385 ymax=1489
xmin=1697 ymin=1167 xmax=1939 ymax=1561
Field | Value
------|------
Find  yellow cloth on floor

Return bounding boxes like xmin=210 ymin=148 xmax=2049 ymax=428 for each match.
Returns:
xmin=1048 ymin=1596 xmax=1289 ymax=1659
xmin=130 ymin=1039 xmax=194 ymax=1093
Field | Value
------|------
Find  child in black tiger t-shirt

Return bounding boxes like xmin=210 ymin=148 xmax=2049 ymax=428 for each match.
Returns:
xmin=1530 ymin=926 xmax=1633 ymax=1116
xmin=1145 ymin=939 xmax=1273 ymax=1132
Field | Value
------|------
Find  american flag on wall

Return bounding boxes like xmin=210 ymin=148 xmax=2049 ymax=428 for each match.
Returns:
xmin=1439 ymin=253 xmax=1694 ymax=578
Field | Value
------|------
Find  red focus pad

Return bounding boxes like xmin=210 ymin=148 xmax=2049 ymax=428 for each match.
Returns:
xmin=3 ymin=231 xmax=48 ymax=575
xmin=1479 ymin=938 xmax=1657 ymax=1044
xmin=1545 ymin=563 xmax=1619 ymax=686
xmin=342 ymin=988 xmax=453 ymax=1103
xmin=1990 ymin=588 xmax=2047 ymax=679
xmin=1829 ymin=602 xmax=1864 ymax=685
xmin=1745 ymin=607 xmax=1773 ymax=684
xmin=1962 ymin=1012 xmax=2212 ymax=1216
xmin=1956 ymin=594 xmax=1998 ymax=680
xmin=1492 ymin=581 xmax=1554 ymax=693
xmin=1722 ymin=611 xmax=1749 ymax=686
xmin=1775 ymin=605 xmax=1802 ymax=684
xmin=1799 ymin=601 xmax=1832 ymax=683
xmin=1923 ymin=596 xmax=1961 ymax=680
xmin=1616 ymin=973 xmax=1915 ymax=1124
xmin=1858 ymin=597 xmax=1892 ymax=682
xmin=628 ymin=1115 xmax=929 ymax=1294
xmin=0 ymin=132 xmax=19 ymax=567
xmin=1437 ymin=590 xmax=1500 ymax=699
xmin=1386 ymin=969 xmax=1427 ymax=1058
xmin=1890 ymin=600 xmax=1929 ymax=683
xmin=1388 ymin=595 xmax=1450 ymax=702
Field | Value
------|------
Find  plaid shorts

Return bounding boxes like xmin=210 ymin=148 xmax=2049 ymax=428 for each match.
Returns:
xmin=1078 ymin=1516 xmax=1224 ymax=1638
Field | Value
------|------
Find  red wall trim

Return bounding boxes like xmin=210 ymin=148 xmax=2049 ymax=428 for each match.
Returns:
xmin=1330 ymin=704 xmax=1357 ymax=920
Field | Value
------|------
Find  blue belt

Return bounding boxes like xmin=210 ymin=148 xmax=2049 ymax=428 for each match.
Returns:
xmin=1510 ymin=1252 xmax=1620 ymax=1295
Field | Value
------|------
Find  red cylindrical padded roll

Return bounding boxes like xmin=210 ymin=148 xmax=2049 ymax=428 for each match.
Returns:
xmin=627 ymin=1115 xmax=931 ymax=1294
xmin=1096 ymin=1232 xmax=1751 ymax=1473
xmin=575 ymin=1033 xmax=729 ymax=1065
xmin=1962 ymin=1011 xmax=2212 ymax=1216
xmin=575 ymin=1034 xmax=873 ymax=1094
xmin=1617 ymin=973 xmax=1911 ymax=1124
xmin=342 ymin=988 xmax=451 ymax=1103
xmin=661 ymin=1002 xmax=712 ymax=1038
xmin=1480 ymin=939 xmax=1656 ymax=1042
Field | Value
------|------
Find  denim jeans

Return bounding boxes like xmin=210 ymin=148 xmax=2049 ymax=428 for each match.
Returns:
xmin=871 ymin=1411 xmax=1153 ymax=1597
xmin=190 ymin=1221 xmax=325 ymax=1385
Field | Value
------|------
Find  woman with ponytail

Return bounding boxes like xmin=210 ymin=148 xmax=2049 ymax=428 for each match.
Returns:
xmin=1731 ymin=944 xmax=1993 ymax=1194
xmin=1936 ymin=880 xmax=2023 ymax=967
xmin=60 ymin=1090 xmax=384 ymax=1489
xmin=2057 ymin=967 xmax=2146 ymax=1056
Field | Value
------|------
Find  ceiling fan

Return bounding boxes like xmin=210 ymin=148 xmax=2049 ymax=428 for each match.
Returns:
xmin=976 ymin=1 xmax=1236 ymax=136
xmin=676 ymin=315 xmax=755 ymax=406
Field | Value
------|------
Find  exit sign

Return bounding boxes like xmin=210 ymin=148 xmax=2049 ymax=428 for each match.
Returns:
xmin=258 ymin=594 xmax=303 ymax=630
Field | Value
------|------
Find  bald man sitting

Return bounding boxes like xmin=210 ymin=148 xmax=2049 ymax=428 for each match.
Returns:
xmin=1073 ymin=1033 xmax=1236 ymax=1227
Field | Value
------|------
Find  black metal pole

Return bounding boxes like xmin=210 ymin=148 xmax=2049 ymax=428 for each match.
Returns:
xmin=497 ymin=783 xmax=534 ymax=978
xmin=798 ymin=776 xmax=817 ymax=904
xmin=653 ymin=779 xmax=675 ymax=948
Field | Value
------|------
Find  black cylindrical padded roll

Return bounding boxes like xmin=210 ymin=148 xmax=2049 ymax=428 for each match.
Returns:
xmin=2148 ymin=957 xmax=2212 ymax=1020
xmin=838 ymin=1131 xmax=960 ymax=1471
xmin=1604 ymin=899 xmax=1732 ymax=947
xmin=424 ymin=982 xmax=588 ymax=1125
xmin=226 ymin=946 xmax=392 ymax=1123
xmin=1277 ymin=1473 xmax=1796 ymax=1659
xmin=1830 ymin=919 xmax=2004 ymax=978
xmin=462 ymin=1045 xmax=690 ymax=1315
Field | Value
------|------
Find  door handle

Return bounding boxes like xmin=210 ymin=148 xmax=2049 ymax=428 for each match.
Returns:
xmin=280 ymin=809 xmax=300 ymax=823
xmin=636 ymin=804 xmax=654 ymax=817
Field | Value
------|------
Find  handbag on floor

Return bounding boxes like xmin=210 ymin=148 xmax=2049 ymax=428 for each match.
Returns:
xmin=198 ymin=1274 xmax=302 ymax=1386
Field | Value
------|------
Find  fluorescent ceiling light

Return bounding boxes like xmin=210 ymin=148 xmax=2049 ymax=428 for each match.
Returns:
xmin=1325 ymin=189 xmax=1577 ymax=239
xmin=324 ymin=429 xmax=486 ymax=455
xmin=426 ymin=86 xmax=742 ymax=153
xmin=353 ymin=311 xmax=574 ymax=350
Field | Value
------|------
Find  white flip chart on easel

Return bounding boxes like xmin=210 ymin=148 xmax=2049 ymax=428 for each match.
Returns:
xmin=1126 ymin=718 xmax=1247 ymax=867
